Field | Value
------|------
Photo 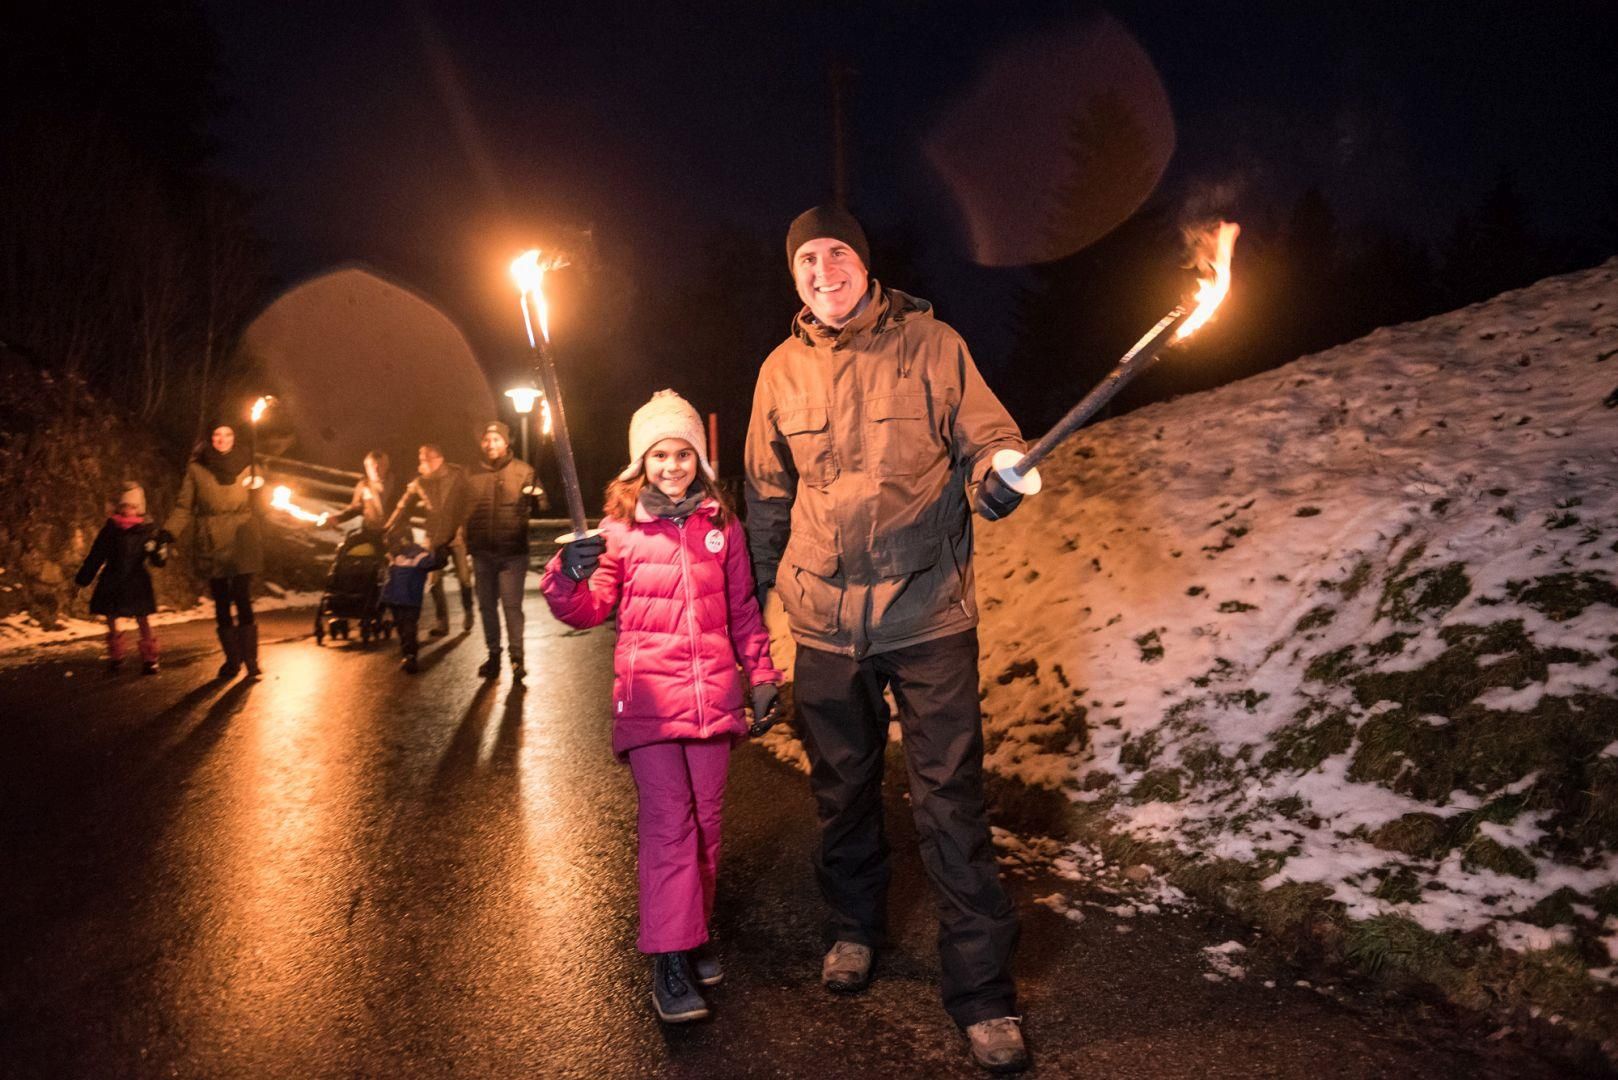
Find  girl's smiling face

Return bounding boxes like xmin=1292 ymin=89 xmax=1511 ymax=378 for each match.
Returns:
xmin=644 ymin=438 xmax=697 ymax=500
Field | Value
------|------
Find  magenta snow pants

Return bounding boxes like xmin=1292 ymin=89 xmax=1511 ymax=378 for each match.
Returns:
xmin=625 ymin=736 xmax=732 ymax=954
xmin=106 ymin=615 xmax=158 ymax=664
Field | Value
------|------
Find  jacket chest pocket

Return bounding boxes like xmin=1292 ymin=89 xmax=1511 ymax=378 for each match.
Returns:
xmin=864 ymin=393 xmax=935 ymax=478
xmin=779 ymin=405 xmax=838 ymax=488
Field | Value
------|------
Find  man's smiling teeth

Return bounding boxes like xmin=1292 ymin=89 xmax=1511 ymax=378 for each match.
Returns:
xmin=817 ymin=284 xmax=841 ymax=293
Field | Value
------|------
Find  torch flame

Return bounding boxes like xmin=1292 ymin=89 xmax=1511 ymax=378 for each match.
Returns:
xmin=1173 ymin=221 xmax=1241 ymax=342
xmin=271 ymin=484 xmax=323 ymax=524
xmin=511 ymin=249 xmax=570 ymax=346
xmin=540 ymin=394 xmax=553 ymax=437
xmin=250 ymin=396 xmax=271 ymax=424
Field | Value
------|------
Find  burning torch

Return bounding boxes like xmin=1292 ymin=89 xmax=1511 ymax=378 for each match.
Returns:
xmin=511 ymin=249 xmax=594 ymax=542
xmin=271 ymin=485 xmax=324 ymax=524
xmin=977 ymin=222 xmax=1240 ymax=514
xmin=247 ymin=395 xmax=274 ymax=488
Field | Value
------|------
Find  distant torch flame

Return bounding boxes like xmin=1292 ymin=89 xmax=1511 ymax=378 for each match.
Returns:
xmin=250 ymin=396 xmax=270 ymax=424
xmin=510 ymin=249 xmax=570 ymax=347
xmin=540 ymin=394 xmax=553 ymax=437
xmin=1173 ymin=222 xmax=1241 ymax=342
xmin=271 ymin=485 xmax=322 ymax=524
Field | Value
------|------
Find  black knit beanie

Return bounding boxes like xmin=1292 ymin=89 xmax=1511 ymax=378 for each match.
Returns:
xmin=785 ymin=205 xmax=870 ymax=273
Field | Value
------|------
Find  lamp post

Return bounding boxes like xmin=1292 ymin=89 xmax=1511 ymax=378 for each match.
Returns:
xmin=505 ymin=383 xmax=541 ymax=463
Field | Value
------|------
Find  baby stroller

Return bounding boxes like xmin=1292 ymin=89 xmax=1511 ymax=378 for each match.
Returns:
xmin=313 ymin=531 xmax=392 ymax=645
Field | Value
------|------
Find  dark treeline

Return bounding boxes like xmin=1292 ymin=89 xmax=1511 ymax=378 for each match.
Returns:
xmin=0 ymin=1 xmax=266 ymax=449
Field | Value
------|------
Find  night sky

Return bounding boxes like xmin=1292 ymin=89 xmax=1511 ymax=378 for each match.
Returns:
xmin=203 ymin=0 xmax=1618 ymax=403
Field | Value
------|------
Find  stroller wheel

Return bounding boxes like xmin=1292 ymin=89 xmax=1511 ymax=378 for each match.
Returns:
xmin=314 ymin=616 xmax=325 ymax=644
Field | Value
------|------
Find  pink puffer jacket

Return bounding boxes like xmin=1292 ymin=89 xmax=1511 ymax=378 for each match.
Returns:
xmin=540 ymin=499 xmax=782 ymax=759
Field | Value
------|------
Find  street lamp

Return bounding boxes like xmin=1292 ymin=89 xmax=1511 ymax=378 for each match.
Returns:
xmin=505 ymin=383 xmax=541 ymax=462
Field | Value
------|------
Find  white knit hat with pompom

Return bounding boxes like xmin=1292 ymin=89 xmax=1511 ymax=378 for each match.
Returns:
xmin=617 ymin=389 xmax=715 ymax=482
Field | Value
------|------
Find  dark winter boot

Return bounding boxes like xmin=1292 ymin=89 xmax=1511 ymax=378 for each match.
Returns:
xmin=141 ymin=660 xmax=160 ymax=676
xmin=477 ymin=652 xmax=501 ymax=679
xmin=215 ymin=625 xmax=242 ymax=680
xmin=462 ymin=595 xmax=475 ymax=633
xmin=650 ymin=952 xmax=709 ymax=1023
xmin=511 ymin=656 xmax=526 ymax=683
xmin=691 ymin=940 xmax=723 ymax=987
xmin=239 ymin=624 xmax=261 ymax=681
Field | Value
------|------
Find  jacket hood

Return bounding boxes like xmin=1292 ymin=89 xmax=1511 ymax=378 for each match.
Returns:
xmin=791 ymin=281 xmax=933 ymax=347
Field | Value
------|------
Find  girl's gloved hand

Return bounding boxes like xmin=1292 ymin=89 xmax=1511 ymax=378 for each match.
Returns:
xmin=748 ymin=683 xmax=781 ymax=737
xmin=560 ymin=533 xmax=606 ymax=582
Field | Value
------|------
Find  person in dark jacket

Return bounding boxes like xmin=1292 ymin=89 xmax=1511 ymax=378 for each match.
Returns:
xmin=463 ymin=421 xmax=540 ymax=681
xmin=380 ymin=527 xmax=448 ymax=674
xmin=158 ymin=421 xmax=267 ymax=681
xmin=76 ymin=481 xmax=165 ymax=675
xmin=383 ymin=443 xmax=474 ymax=636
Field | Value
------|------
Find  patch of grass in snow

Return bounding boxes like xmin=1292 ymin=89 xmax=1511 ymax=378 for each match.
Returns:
xmin=1294 ymin=605 xmax=1336 ymax=633
xmin=1134 ymin=629 xmax=1164 ymax=663
xmin=1344 ymin=623 xmax=1618 ymax=840
xmin=1461 ymin=836 xmax=1539 ymax=880
xmin=1344 ymin=915 xmax=1462 ymax=979
xmin=1117 ymin=730 xmax=1161 ymax=771
xmin=1261 ymin=708 xmax=1355 ymax=773
xmin=1377 ymin=561 xmax=1472 ymax=624
xmin=1370 ymin=865 xmax=1425 ymax=904
xmin=1305 ymin=645 xmax=1360 ymax=683
xmin=1367 ymin=812 xmax=1453 ymax=859
xmin=1505 ymin=572 xmax=1618 ymax=622
xmin=1367 ymin=631 xmax=1414 ymax=658
xmin=1217 ymin=599 xmax=1259 ymax=613
xmin=1129 ymin=767 xmax=1185 ymax=804
xmin=1294 ymin=506 xmax=1321 ymax=518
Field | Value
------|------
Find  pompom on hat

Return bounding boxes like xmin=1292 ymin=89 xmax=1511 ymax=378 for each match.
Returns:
xmin=617 ymin=390 xmax=715 ymax=482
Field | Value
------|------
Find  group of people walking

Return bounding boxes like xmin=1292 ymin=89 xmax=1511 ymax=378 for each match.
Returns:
xmin=75 ymin=205 xmax=1035 ymax=1072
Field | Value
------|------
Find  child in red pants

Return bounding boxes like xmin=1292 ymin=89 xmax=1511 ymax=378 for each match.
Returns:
xmin=541 ymin=390 xmax=781 ymax=1023
xmin=75 ymin=481 xmax=165 ymax=674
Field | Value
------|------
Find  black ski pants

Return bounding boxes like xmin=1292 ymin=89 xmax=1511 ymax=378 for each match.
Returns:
xmin=208 ymin=574 xmax=255 ymax=628
xmin=794 ymin=629 xmax=1019 ymax=1028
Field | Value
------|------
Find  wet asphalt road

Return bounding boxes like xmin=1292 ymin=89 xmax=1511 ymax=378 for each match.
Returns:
xmin=0 ymin=594 xmax=1596 ymax=1079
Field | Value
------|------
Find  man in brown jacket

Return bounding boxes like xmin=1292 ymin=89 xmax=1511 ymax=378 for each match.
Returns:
xmin=745 ymin=205 xmax=1030 ymax=1074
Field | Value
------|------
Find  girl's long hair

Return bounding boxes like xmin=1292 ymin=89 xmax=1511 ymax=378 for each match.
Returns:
xmin=604 ymin=471 xmax=734 ymax=525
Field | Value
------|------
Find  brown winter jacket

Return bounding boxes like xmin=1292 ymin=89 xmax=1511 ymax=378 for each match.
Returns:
xmin=163 ymin=460 xmax=266 ymax=578
xmin=744 ymin=282 xmax=1024 ymax=658
xmin=384 ymin=461 xmax=470 ymax=549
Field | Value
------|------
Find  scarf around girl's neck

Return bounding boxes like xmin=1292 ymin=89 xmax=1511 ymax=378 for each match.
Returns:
xmin=639 ymin=485 xmax=706 ymax=521
xmin=198 ymin=442 xmax=251 ymax=486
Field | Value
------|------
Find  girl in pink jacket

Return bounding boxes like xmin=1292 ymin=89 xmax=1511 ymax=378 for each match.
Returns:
xmin=541 ymin=390 xmax=782 ymax=1024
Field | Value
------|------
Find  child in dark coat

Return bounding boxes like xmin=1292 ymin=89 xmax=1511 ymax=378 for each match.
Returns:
xmin=381 ymin=529 xmax=447 ymax=673
xmin=76 ymin=481 xmax=165 ymax=674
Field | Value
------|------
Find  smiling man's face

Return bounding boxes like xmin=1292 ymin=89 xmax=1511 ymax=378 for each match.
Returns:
xmin=792 ymin=237 xmax=869 ymax=329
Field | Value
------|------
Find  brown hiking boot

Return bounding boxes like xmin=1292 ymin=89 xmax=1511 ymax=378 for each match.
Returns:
xmin=966 ymin=1017 xmax=1029 ymax=1074
xmin=821 ymin=941 xmax=873 ymax=994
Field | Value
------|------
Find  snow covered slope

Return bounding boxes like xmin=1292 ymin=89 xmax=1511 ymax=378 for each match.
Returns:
xmin=975 ymin=259 xmax=1618 ymax=978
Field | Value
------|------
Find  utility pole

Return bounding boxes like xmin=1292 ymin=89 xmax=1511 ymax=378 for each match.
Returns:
xmin=830 ymin=58 xmax=854 ymax=209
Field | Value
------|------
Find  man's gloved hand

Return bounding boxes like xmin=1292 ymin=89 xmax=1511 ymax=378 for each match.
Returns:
xmin=748 ymin=683 xmax=781 ymax=737
xmin=560 ymin=533 xmax=606 ymax=582
xmin=755 ymin=582 xmax=773 ymax=615
xmin=315 ymin=512 xmax=330 ymax=528
xmin=973 ymin=469 xmax=1023 ymax=521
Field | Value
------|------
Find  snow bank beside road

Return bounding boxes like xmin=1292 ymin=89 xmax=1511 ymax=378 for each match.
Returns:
xmin=973 ymin=261 xmax=1618 ymax=1017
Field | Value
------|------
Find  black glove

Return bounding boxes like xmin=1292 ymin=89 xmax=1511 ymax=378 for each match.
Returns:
xmin=747 ymin=683 xmax=782 ymax=737
xmin=973 ymin=469 xmax=1023 ymax=521
xmin=559 ymin=533 xmax=606 ymax=582
xmin=154 ymin=529 xmax=176 ymax=548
